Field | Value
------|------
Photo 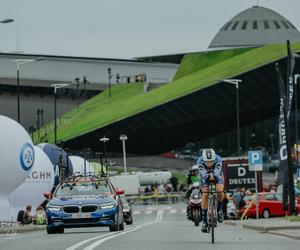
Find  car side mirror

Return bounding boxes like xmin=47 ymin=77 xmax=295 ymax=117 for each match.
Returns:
xmin=44 ymin=192 xmax=52 ymax=199
xmin=116 ymin=188 xmax=124 ymax=195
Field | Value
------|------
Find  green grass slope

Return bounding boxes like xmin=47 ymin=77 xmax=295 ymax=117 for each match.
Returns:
xmin=37 ymin=43 xmax=300 ymax=144
xmin=174 ymin=47 xmax=254 ymax=80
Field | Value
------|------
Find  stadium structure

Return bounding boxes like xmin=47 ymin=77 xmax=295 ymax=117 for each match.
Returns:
xmin=2 ymin=5 xmax=300 ymax=156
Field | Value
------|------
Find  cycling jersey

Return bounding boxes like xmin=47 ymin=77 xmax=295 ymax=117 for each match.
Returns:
xmin=197 ymin=155 xmax=223 ymax=187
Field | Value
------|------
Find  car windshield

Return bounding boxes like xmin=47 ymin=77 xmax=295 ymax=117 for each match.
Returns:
xmin=244 ymin=195 xmax=254 ymax=201
xmin=55 ymin=182 xmax=112 ymax=197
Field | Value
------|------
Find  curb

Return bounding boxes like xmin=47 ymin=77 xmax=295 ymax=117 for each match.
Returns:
xmin=224 ymin=220 xmax=300 ymax=232
xmin=0 ymin=225 xmax=45 ymax=234
xmin=267 ymin=231 xmax=300 ymax=240
xmin=242 ymin=224 xmax=300 ymax=232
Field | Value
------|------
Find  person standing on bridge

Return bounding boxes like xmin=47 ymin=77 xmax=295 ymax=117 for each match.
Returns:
xmin=197 ymin=148 xmax=224 ymax=233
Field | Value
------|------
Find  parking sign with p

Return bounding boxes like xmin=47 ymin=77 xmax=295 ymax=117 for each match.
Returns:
xmin=248 ymin=150 xmax=263 ymax=171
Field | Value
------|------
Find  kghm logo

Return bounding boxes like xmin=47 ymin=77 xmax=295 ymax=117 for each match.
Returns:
xmin=20 ymin=143 xmax=35 ymax=171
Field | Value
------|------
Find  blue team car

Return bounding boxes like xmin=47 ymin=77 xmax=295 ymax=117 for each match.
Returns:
xmin=44 ymin=175 xmax=125 ymax=234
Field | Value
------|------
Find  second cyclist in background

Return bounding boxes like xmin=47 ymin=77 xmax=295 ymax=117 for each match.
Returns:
xmin=197 ymin=148 xmax=224 ymax=233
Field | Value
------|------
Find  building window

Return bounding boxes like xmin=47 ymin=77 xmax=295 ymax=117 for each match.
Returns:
xmin=286 ymin=20 xmax=296 ymax=29
xmin=219 ymin=23 xmax=227 ymax=31
xmin=273 ymin=20 xmax=281 ymax=29
xmin=231 ymin=21 xmax=239 ymax=30
xmin=281 ymin=20 xmax=289 ymax=29
xmin=253 ymin=20 xmax=258 ymax=29
xmin=241 ymin=21 xmax=248 ymax=30
xmin=263 ymin=20 xmax=269 ymax=29
xmin=224 ymin=22 xmax=232 ymax=31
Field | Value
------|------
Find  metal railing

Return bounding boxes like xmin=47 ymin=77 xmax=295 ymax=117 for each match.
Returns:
xmin=126 ymin=192 xmax=186 ymax=205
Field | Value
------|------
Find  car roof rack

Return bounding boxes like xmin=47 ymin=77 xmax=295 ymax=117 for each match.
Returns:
xmin=62 ymin=173 xmax=110 ymax=183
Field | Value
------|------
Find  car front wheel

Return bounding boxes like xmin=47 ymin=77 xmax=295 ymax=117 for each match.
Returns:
xmin=262 ymin=209 xmax=270 ymax=219
xmin=109 ymin=209 xmax=124 ymax=231
xmin=46 ymin=226 xmax=64 ymax=234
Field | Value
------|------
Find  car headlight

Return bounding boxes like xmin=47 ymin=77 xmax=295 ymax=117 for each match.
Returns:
xmin=47 ymin=205 xmax=62 ymax=212
xmin=123 ymin=206 xmax=130 ymax=212
xmin=99 ymin=203 xmax=116 ymax=209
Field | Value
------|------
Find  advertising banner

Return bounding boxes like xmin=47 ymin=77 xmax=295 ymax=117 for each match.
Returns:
xmin=222 ymin=157 xmax=262 ymax=193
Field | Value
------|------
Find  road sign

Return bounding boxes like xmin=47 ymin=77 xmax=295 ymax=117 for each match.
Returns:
xmin=248 ymin=151 xmax=263 ymax=171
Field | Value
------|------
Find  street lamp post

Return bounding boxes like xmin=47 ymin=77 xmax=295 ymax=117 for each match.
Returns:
xmin=268 ymin=134 xmax=275 ymax=159
xmin=119 ymin=134 xmax=128 ymax=173
xmin=222 ymin=79 xmax=242 ymax=155
xmin=99 ymin=136 xmax=110 ymax=167
xmin=37 ymin=109 xmax=41 ymax=139
xmin=41 ymin=109 xmax=44 ymax=127
xmin=295 ymin=74 xmax=300 ymax=175
xmin=13 ymin=58 xmax=43 ymax=123
xmin=107 ymin=68 xmax=112 ymax=98
xmin=51 ymin=82 xmax=76 ymax=144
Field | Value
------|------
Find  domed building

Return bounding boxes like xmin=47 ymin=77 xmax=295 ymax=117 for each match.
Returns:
xmin=209 ymin=5 xmax=300 ymax=49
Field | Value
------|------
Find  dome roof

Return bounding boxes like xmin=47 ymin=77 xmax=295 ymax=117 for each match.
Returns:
xmin=208 ymin=6 xmax=300 ymax=49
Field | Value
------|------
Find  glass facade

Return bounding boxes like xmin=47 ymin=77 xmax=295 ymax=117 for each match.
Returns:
xmin=192 ymin=111 xmax=299 ymax=159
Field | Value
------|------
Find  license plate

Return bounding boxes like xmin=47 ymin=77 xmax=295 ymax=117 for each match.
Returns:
xmin=71 ymin=213 xmax=91 ymax=219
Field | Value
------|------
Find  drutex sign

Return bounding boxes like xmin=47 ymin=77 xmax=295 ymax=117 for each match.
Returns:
xmin=223 ymin=157 xmax=261 ymax=192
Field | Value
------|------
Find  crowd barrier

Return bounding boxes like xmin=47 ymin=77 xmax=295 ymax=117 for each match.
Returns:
xmin=126 ymin=192 xmax=186 ymax=205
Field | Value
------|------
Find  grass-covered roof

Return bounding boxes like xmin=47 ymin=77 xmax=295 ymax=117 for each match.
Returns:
xmin=36 ymin=43 xmax=300 ymax=144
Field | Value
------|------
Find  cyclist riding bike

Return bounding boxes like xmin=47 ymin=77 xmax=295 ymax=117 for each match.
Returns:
xmin=197 ymin=148 xmax=224 ymax=233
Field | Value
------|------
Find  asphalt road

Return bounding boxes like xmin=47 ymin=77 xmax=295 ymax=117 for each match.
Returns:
xmin=1 ymin=204 xmax=299 ymax=250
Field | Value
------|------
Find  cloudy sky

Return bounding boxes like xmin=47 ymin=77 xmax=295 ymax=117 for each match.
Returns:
xmin=0 ymin=0 xmax=299 ymax=59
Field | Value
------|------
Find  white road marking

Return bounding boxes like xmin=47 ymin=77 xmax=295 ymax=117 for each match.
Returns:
xmin=65 ymin=230 xmax=126 ymax=250
xmin=70 ymin=210 xmax=164 ymax=250
xmin=83 ymin=226 xmax=142 ymax=250
xmin=169 ymin=209 xmax=177 ymax=214
xmin=181 ymin=209 xmax=186 ymax=213
xmin=145 ymin=210 xmax=153 ymax=214
xmin=133 ymin=211 xmax=141 ymax=215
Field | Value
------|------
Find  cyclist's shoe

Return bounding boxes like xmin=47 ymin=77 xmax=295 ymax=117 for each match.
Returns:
xmin=217 ymin=209 xmax=224 ymax=223
xmin=201 ymin=221 xmax=208 ymax=233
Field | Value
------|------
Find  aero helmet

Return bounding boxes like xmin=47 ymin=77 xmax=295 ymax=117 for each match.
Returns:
xmin=202 ymin=148 xmax=216 ymax=162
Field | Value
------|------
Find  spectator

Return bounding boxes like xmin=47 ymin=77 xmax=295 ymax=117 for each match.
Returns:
xmin=152 ymin=184 xmax=159 ymax=196
xmin=144 ymin=185 xmax=152 ymax=194
xmin=163 ymin=183 xmax=171 ymax=193
xmin=245 ymin=189 xmax=252 ymax=195
xmin=169 ymin=176 xmax=179 ymax=192
xmin=23 ymin=205 xmax=35 ymax=225
xmin=35 ymin=206 xmax=46 ymax=225
xmin=179 ymin=183 xmax=186 ymax=192
xmin=232 ymin=188 xmax=244 ymax=219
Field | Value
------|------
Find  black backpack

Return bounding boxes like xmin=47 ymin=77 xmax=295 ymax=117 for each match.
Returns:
xmin=17 ymin=210 xmax=25 ymax=224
